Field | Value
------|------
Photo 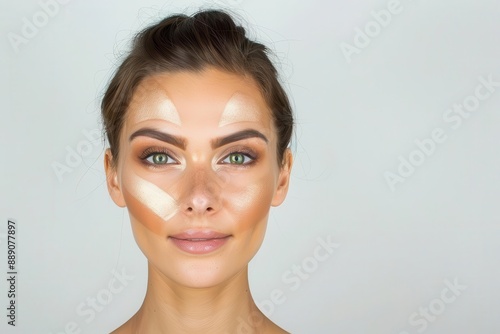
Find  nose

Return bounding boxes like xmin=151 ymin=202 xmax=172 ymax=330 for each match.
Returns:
xmin=179 ymin=167 xmax=222 ymax=216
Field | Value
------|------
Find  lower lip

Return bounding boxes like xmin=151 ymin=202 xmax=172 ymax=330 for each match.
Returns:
xmin=169 ymin=236 xmax=230 ymax=254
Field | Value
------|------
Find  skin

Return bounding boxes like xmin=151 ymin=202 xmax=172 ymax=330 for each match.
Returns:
xmin=218 ymin=92 xmax=262 ymax=127
xmin=104 ymin=67 xmax=293 ymax=333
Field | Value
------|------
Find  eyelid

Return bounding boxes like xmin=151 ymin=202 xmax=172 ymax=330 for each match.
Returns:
xmin=145 ymin=153 xmax=176 ymax=165
xmin=218 ymin=147 xmax=257 ymax=165
xmin=137 ymin=145 xmax=258 ymax=167
xmin=139 ymin=147 xmax=180 ymax=166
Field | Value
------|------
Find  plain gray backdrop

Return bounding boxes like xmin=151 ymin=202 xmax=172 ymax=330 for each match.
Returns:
xmin=1 ymin=0 xmax=499 ymax=333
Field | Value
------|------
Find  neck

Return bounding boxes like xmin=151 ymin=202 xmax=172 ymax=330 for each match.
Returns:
xmin=129 ymin=263 xmax=268 ymax=333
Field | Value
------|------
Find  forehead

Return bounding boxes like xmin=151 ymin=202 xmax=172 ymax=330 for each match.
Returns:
xmin=125 ymin=68 xmax=273 ymax=129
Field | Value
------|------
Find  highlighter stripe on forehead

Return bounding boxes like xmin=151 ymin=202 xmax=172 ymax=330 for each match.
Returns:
xmin=219 ymin=93 xmax=261 ymax=127
xmin=128 ymin=173 xmax=178 ymax=221
xmin=133 ymin=93 xmax=182 ymax=125
xmin=157 ymin=98 xmax=181 ymax=125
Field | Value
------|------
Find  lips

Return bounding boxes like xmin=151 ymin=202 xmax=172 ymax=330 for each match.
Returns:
xmin=168 ymin=230 xmax=231 ymax=254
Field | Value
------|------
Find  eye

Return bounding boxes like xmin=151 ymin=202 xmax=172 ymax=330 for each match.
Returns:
xmin=139 ymin=146 xmax=178 ymax=167
xmin=220 ymin=151 xmax=256 ymax=165
xmin=145 ymin=152 xmax=176 ymax=165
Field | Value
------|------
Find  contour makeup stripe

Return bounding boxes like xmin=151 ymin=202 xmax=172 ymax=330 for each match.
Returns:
xmin=128 ymin=173 xmax=179 ymax=221
xmin=218 ymin=93 xmax=261 ymax=127
xmin=232 ymin=183 xmax=261 ymax=212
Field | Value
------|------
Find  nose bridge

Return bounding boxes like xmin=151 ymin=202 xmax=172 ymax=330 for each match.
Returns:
xmin=179 ymin=162 xmax=222 ymax=214
xmin=192 ymin=165 xmax=219 ymax=194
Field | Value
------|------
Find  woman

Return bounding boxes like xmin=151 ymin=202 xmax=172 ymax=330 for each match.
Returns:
xmin=102 ymin=9 xmax=294 ymax=333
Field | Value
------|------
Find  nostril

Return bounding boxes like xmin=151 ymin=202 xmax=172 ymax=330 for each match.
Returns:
xmin=183 ymin=196 xmax=217 ymax=214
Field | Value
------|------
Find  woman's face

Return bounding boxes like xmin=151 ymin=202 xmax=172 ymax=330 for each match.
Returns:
xmin=105 ymin=68 xmax=292 ymax=288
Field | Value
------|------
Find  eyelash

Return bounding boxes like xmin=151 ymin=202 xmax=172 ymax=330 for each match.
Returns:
xmin=139 ymin=147 xmax=177 ymax=167
xmin=138 ymin=146 xmax=258 ymax=168
xmin=138 ymin=147 xmax=171 ymax=160
xmin=220 ymin=148 xmax=258 ymax=167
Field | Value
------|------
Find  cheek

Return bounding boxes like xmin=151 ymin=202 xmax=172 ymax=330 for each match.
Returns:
xmin=122 ymin=188 xmax=166 ymax=235
xmin=225 ymin=172 xmax=275 ymax=233
xmin=121 ymin=175 xmax=178 ymax=236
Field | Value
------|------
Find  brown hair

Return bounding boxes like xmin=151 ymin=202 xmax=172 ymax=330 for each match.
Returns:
xmin=101 ymin=9 xmax=294 ymax=167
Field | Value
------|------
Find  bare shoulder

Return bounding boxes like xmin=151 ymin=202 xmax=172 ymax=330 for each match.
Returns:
xmin=269 ymin=326 xmax=290 ymax=333
xmin=109 ymin=314 xmax=289 ymax=333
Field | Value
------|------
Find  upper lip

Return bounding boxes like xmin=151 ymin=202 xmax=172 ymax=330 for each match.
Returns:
xmin=169 ymin=230 xmax=230 ymax=240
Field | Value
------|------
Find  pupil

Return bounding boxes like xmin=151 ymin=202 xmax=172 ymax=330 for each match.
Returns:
xmin=231 ymin=154 xmax=243 ymax=164
xmin=155 ymin=154 xmax=166 ymax=164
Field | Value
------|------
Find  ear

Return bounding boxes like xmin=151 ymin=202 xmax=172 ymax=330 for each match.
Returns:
xmin=104 ymin=148 xmax=126 ymax=207
xmin=271 ymin=148 xmax=293 ymax=207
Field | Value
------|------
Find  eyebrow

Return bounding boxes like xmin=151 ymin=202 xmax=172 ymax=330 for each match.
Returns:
xmin=213 ymin=129 xmax=268 ymax=148
xmin=129 ymin=128 xmax=268 ymax=149
xmin=130 ymin=128 xmax=187 ymax=149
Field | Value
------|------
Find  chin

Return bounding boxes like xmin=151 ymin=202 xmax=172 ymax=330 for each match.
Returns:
xmin=130 ymin=225 xmax=250 ymax=287
xmin=171 ymin=262 xmax=244 ymax=288
xmin=146 ymin=250 xmax=251 ymax=290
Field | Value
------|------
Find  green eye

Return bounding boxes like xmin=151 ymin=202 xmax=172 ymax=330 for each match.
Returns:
xmin=146 ymin=153 xmax=172 ymax=165
xmin=222 ymin=152 xmax=254 ymax=165
xmin=229 ymin=153 xmax=245 ymax=164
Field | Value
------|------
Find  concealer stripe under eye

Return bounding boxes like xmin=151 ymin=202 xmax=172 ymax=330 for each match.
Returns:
xmin=128 ymin=173 xmax=179 ymax=221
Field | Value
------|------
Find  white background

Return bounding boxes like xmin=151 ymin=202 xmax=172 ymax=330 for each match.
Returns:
xmin=1 ymin=0 xmax=499 ymax=333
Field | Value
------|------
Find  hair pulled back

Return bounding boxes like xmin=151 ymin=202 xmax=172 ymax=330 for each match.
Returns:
xmin=101 ymin=9 xmax=294 ymax=166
